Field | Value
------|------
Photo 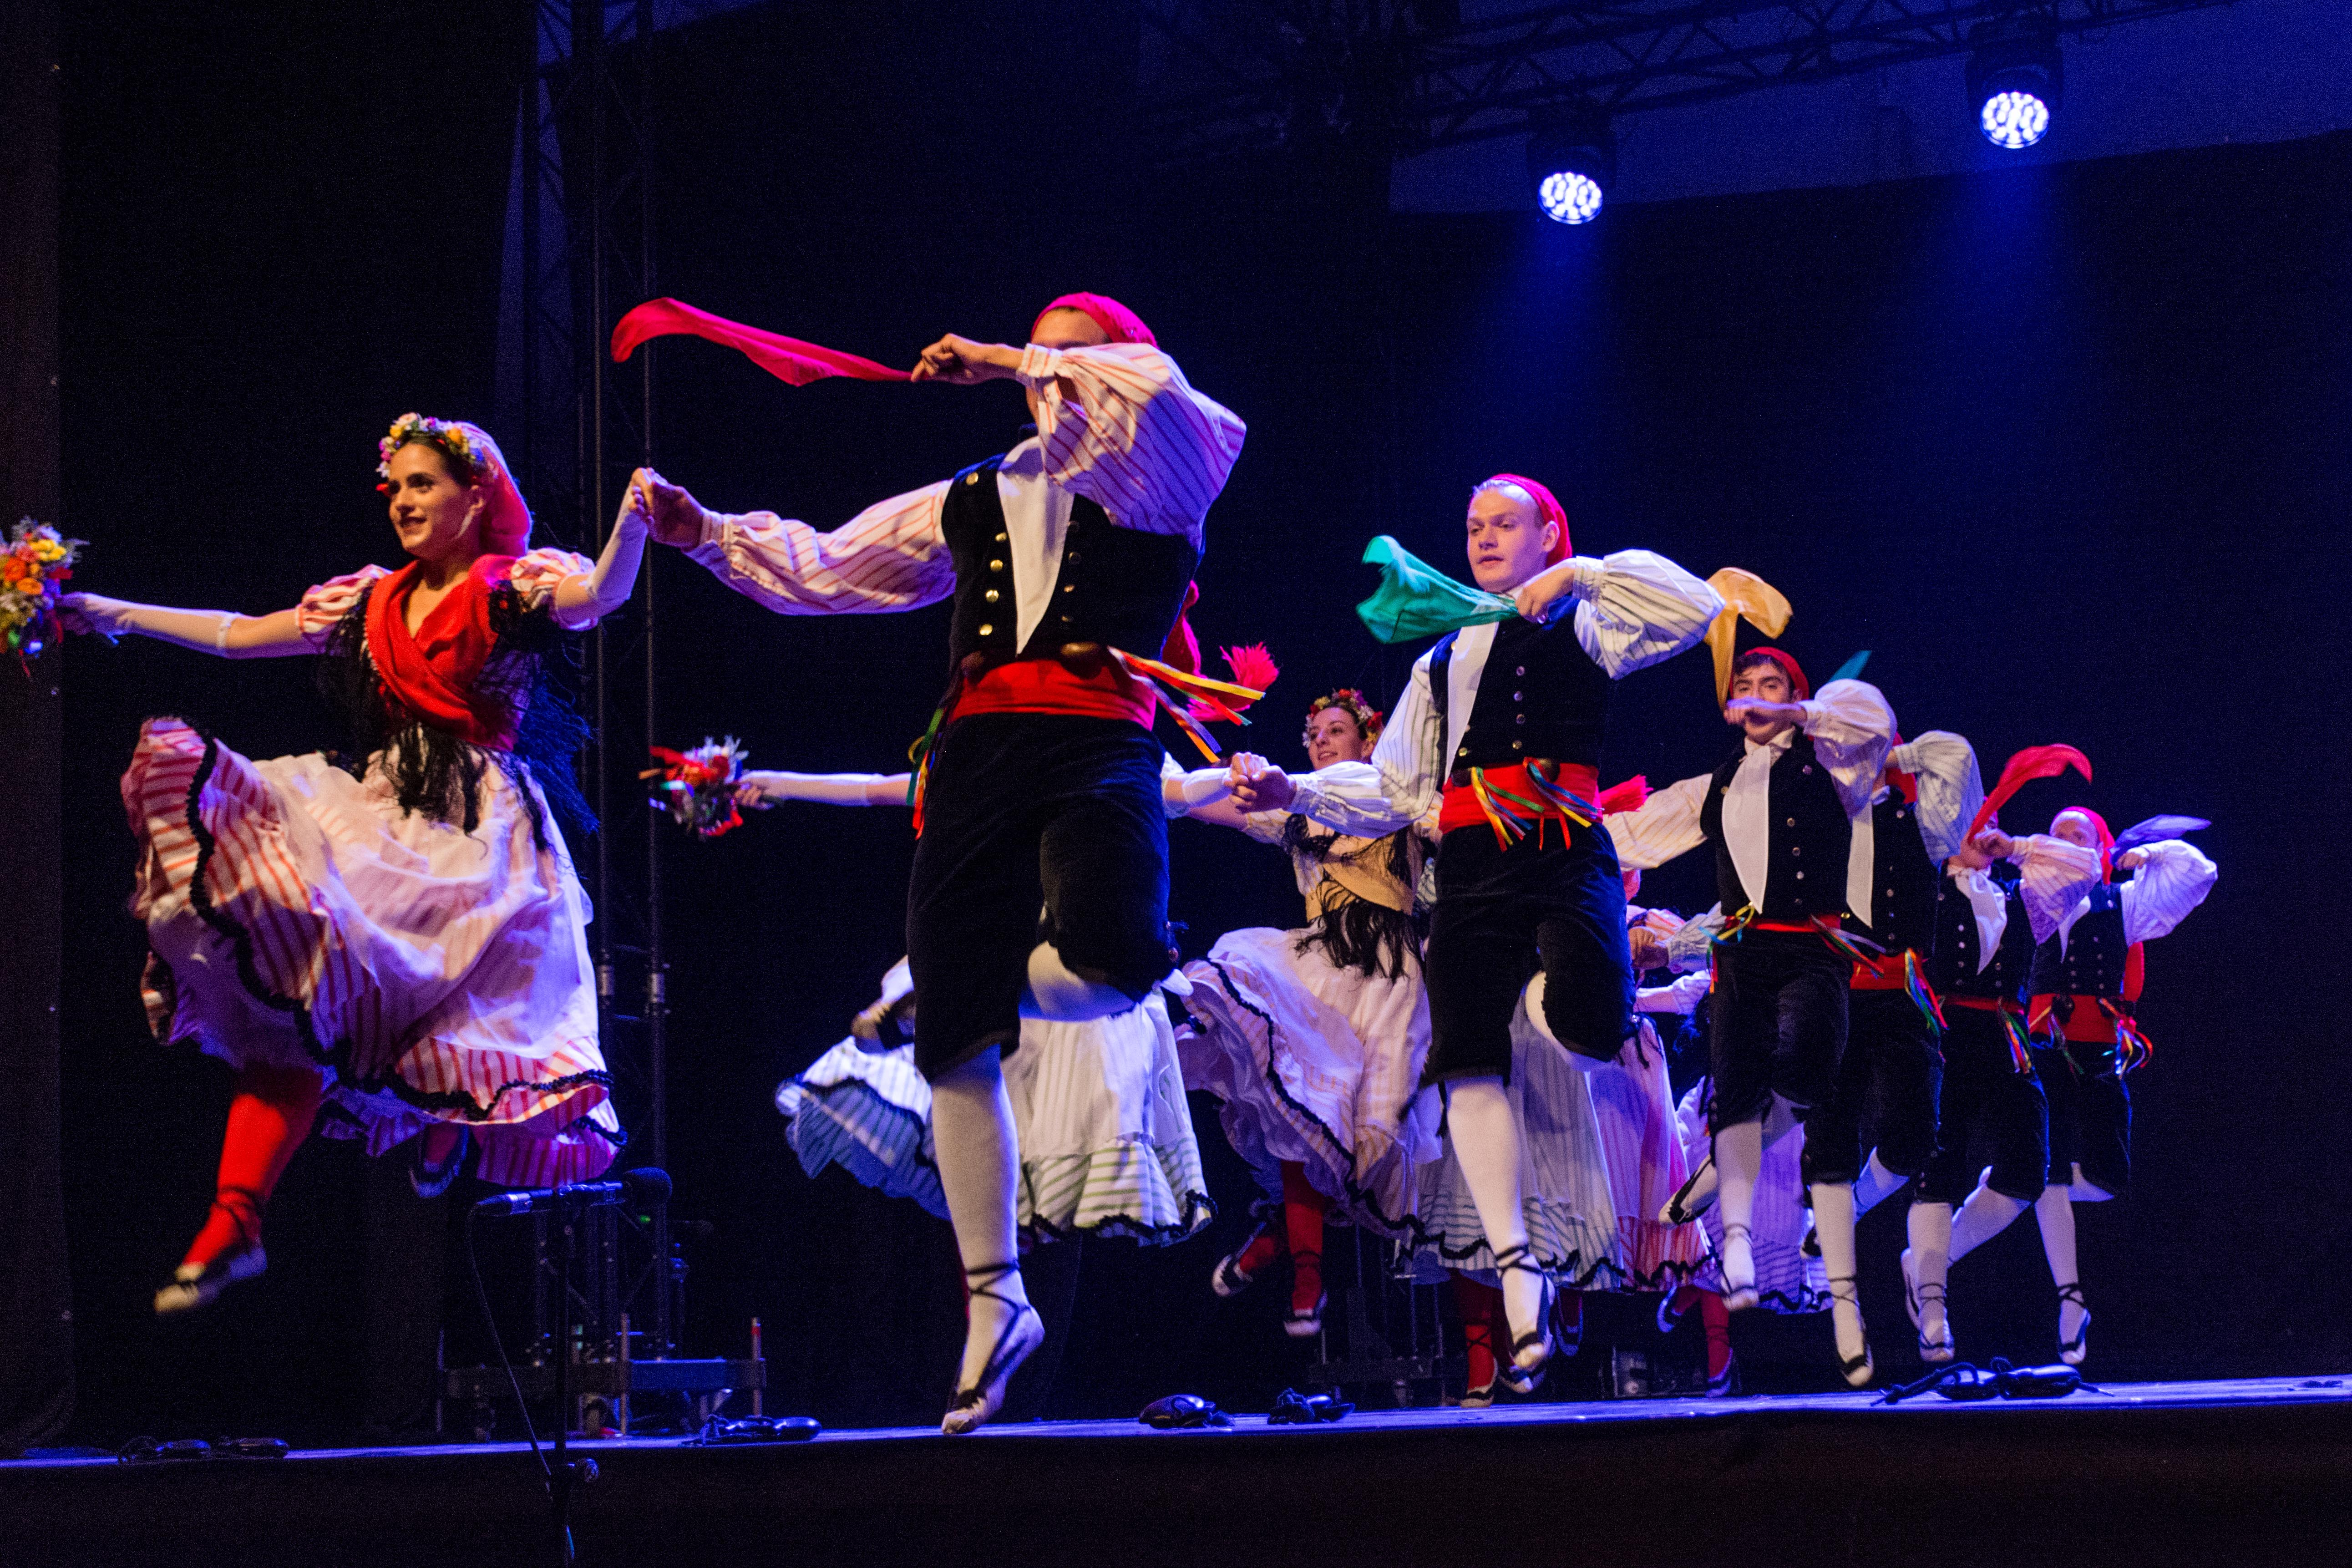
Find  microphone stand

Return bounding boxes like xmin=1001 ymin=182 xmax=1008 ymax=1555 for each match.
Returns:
xmin=549 ymin=1187 xmax=598 ymax=1566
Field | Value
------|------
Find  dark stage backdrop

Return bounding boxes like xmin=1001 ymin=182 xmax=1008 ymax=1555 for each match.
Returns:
xmin=50 ymin=2 xmax=2351 ymax=1444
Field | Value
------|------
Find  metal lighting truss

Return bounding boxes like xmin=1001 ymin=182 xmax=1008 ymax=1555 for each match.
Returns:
xmin=1141 ymin=0 xmax=2247 ymax=166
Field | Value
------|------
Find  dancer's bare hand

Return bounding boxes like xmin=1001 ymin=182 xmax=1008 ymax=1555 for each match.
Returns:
xmin=2115 ymin=847 xmax=2148 ymax=872
xmin=1723 ymin=697 xmax=1806 ymax=728
xmin=1628 ymin=927 xmax=1667 ymax=971
xmin=1227 ymin=752 xmax=1297 ymax=812
xmin=1972 ymin=828 xmax=2015 ymax=861
xmin=909 ymin=335 xmax=1020 ymax=385
xmin=631 ymin=467 xmax=707 ymax=547
xmin=1511 ymin=560 xmax=1578 ymax=623
xmin=56 ymin=593 xmax=129 ymax=639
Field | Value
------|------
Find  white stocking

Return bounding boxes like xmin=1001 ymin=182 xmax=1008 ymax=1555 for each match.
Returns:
xmin=2035 ymin=1183 xmax=2090 ymax=1361
xmin=1809 ymin=1180 xmax=1870 ymax=1380
xmin=930 ymin=1051 xmax=1034 ymax=1407
xmin=1906 ymin=1201 xmax=1953 ymax=1358
xmin=1712 ymin=1118 xmax=1763 ymax=1309
xmin=1445 ymin=1078 xmax=1544 ymax=1370
xmin=1949 ymin=1179 xmax=2028 ymax=1264
xmin=1019 ymin=942 xmax=1132 ymax=1022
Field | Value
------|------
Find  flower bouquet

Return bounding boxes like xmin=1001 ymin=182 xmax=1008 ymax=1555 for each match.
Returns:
xmin=644 ymin=736 xmax=749 ymax=838
xmin=2 ymin=520 xmax=83 ymax=668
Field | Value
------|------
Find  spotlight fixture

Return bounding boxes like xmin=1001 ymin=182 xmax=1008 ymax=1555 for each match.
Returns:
xmin=1966 ymin=17 xmax=2063 ymax=150
xmin=1526 ymin=105 xmax=1614 ymax=225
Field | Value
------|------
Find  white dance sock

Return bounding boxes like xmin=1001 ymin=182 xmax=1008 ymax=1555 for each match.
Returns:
xmin=2066 ymin=1161 xmax=2117 ymax=1204
xmin=1906 ymin=1201 xmax=1954 ymax=1360
xmin=1949 ymin=1178 xmax=2028 ymax=1264
xmin=2035 ymin=1183 xmax=2090 ymax=1362
xmin=1712 ymin=1119 xmax=1763 ymax=1310
xmin=1809 ymin=1181 xmax=1870 ymax=1383
xmin=1445 ymin=1078 xmax=1546 ymax=1372
xmin=930 ymin=1051 xmax=1035 ymax=1421
xmin=1019 ymin=942 xmax=1132 ymax=1022
xmin=1851 ymin=1150 xmax=1908 ymax=1219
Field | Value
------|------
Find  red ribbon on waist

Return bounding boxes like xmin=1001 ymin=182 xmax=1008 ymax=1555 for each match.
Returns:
xmin=1437 ymin=761 xmax=1601 ymax=838
xmin=1946 ymin=995 xmax=2023 ymax=1015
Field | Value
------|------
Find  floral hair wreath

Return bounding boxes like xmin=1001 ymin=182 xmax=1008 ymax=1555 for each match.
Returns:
xmin=1303 ymin=688 xmax=1384 ymax=748
xmin=376 ymin=412 xmax=485 ymax=493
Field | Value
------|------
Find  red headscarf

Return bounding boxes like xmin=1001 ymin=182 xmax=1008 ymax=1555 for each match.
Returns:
xmin=1478 ymin=474 xmax=1572 ymax=563
xmin=1034 ymin=293 xmax=1156 ymax=348
xmin=1736 ymin=646 xmax=1811 ymax=702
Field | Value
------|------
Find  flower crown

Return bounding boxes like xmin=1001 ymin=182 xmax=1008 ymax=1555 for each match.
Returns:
xmin=376 ymin=412 xmax=485 ymax=492
xmin=1304 ymin=687 xmax=1384 ymax=746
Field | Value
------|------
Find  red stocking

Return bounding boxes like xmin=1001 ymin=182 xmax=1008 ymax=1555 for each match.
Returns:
xmin=1280 ymin=1162 xmax=1325 ymax=1314
xmin=1698 ymin=1289 xmax=1734 ymax=1381
xmin=1453 ymin=1274 xmax=1503 ymax=1394
xmin=182 ymin=1064 xmax=324 ymax=1269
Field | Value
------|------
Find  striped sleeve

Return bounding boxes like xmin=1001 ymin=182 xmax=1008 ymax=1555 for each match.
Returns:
xmin=1017 ymin=342 xmax=1246 ymax=543
xmin=1800 ymin=679 xmax=1898 ymax=818
xmin=508 ymin=548 xmax=598 ymax=625
xmin=2120 ymin=840 xmax=2217 ymax=945
xmin=1891 ymin=730 xmax=1984 ymax=865
xmin=295 ymin=564 xmax=391 ymax=649
xmin=2009 ymin=834 xmax=2104 ymax=946
xmin=684 ymin=478 xmax=955 ymax=615
xmin=1565 ymin=549 xmax=1725 ymax=678
xmin=1605 ymin=771 xmax=1709 ymax=873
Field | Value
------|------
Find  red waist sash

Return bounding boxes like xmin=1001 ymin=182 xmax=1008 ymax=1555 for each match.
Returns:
xmin=1436 ymin=761 xmax=1600 ymax=837
xmin=1946 ymin=994 xmax=2024 ymax=1015
xmin=1850 ymin=949 xmax=1921 ymax=990
xmin=2030 ymin=993 xmax=2121 ymax=1044
xmin=948 ymin=655 xmax=1155 ymax=728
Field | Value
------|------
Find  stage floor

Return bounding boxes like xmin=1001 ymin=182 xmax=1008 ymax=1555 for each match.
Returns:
xmin=8 ymin=1375 xmax=2349 ymax=1567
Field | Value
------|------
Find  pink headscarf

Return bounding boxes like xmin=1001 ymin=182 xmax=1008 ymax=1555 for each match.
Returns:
xmin=1034 ymin=293 xmax=1156 ymax=348
xmin=1480 ymin=472 xmax=1573 ymax=563
xmin=378 ymin=415 xmax=532 ymax=557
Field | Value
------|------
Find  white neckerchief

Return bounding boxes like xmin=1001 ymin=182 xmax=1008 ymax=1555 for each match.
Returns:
xmin=1846 ymin=782 xmax=1883 ymax=926
xmin=993 ymin=437 xmax=1076 ymax=650
xmin=1951 ymin=866 xmax=2009 ymax=972
xmin=1722 ymin=728 xmax=1793 ymax=909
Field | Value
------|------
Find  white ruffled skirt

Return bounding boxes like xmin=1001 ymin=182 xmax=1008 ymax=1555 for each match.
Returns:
xmin=1583 ymin=1020 xmax=1709 ymax=1292
xmin=123 ymin=718 xmax=620 ymax=1187
xmin=1177 ymin=926 xmax=1441 ymax=1234
xmin=776 ymin=992 xmax=1213 ymax=1244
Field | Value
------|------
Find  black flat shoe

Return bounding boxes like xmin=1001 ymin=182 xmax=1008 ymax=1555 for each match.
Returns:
xmin=1268 ymin=1388 xmax=1352 ymax=1425
xmin=2056 ymin=1283 xmax=2091 ymax=1367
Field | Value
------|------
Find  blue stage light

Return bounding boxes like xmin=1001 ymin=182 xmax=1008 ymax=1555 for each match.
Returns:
xmin=1979 ymin=88 xmax=2051 ymax=150
xmin=1526 ymin=105 xmax=1614 ymax=226
xmin=1966 ymin=21 xmax=2063 ymax=152
xmin=1536 ymin=169 xmax=1604 ymax=225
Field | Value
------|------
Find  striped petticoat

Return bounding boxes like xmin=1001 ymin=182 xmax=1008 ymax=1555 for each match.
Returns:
xmin=776 ymin=992 xmax=1213 ymax=1245
xmin=1674 ymin=1079 xmax=1829 ymax=1314
xmin=1405 ymin=1000 xmax=1624 ymax=1289
xmin=1177 ymin=927 xmax=1441 ymax=1237
xmin=1583 ymin=1018 xmax=1709 ymax=1293
xmin=123 ymin=717 xmax=621 ymax=1187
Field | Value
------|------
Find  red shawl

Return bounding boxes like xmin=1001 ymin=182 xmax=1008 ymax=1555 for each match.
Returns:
xmin=365 ymin=557 xmax=520 ymax=750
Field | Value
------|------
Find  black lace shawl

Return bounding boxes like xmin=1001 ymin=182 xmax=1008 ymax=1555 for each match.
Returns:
xmin=314 ymin=578 xmax=596 ymax=845
xmin=1281 ymin=815 xmax=1426 ymax=980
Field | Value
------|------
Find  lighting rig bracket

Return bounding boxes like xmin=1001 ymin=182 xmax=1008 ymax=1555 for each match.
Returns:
xmin=1141 ymin=1 xmax=2241 ymax=169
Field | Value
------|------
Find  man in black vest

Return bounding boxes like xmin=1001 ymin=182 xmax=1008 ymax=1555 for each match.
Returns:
xmin=1909 ymin=828 xmax=2041 ymax=1362
xmin=1228 ymin=473 xmax=1719 ymax=1394
xmin=638 ymin=294 xmax=1245 ymax=1431
xmin=1954 ymin=809 xmax=2214 ymax=1365
xmin=1601 ymin=646 xmax=1895 ymax=1384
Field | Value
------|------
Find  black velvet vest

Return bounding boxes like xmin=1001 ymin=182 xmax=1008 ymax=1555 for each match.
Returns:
xmin=938 ymin=455 xmax=1198 ymax=679
xmin=1927 ymin=869 xmax=2035 ymax=1001
xmin=1698 ymin=730 xmax=1853 ymax=923
xmin=2028 ymin=883 xmax=2129 ymax=1000
xmin=1847 ymin=790 xmax=1940 ymax=957
xmin=1428 ymin=614 xmax=1613 ymax=781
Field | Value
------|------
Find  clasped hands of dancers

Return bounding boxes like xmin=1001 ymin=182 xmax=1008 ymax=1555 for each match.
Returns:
xmin=61 ymin=290 xmax=2213 ymax=1434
